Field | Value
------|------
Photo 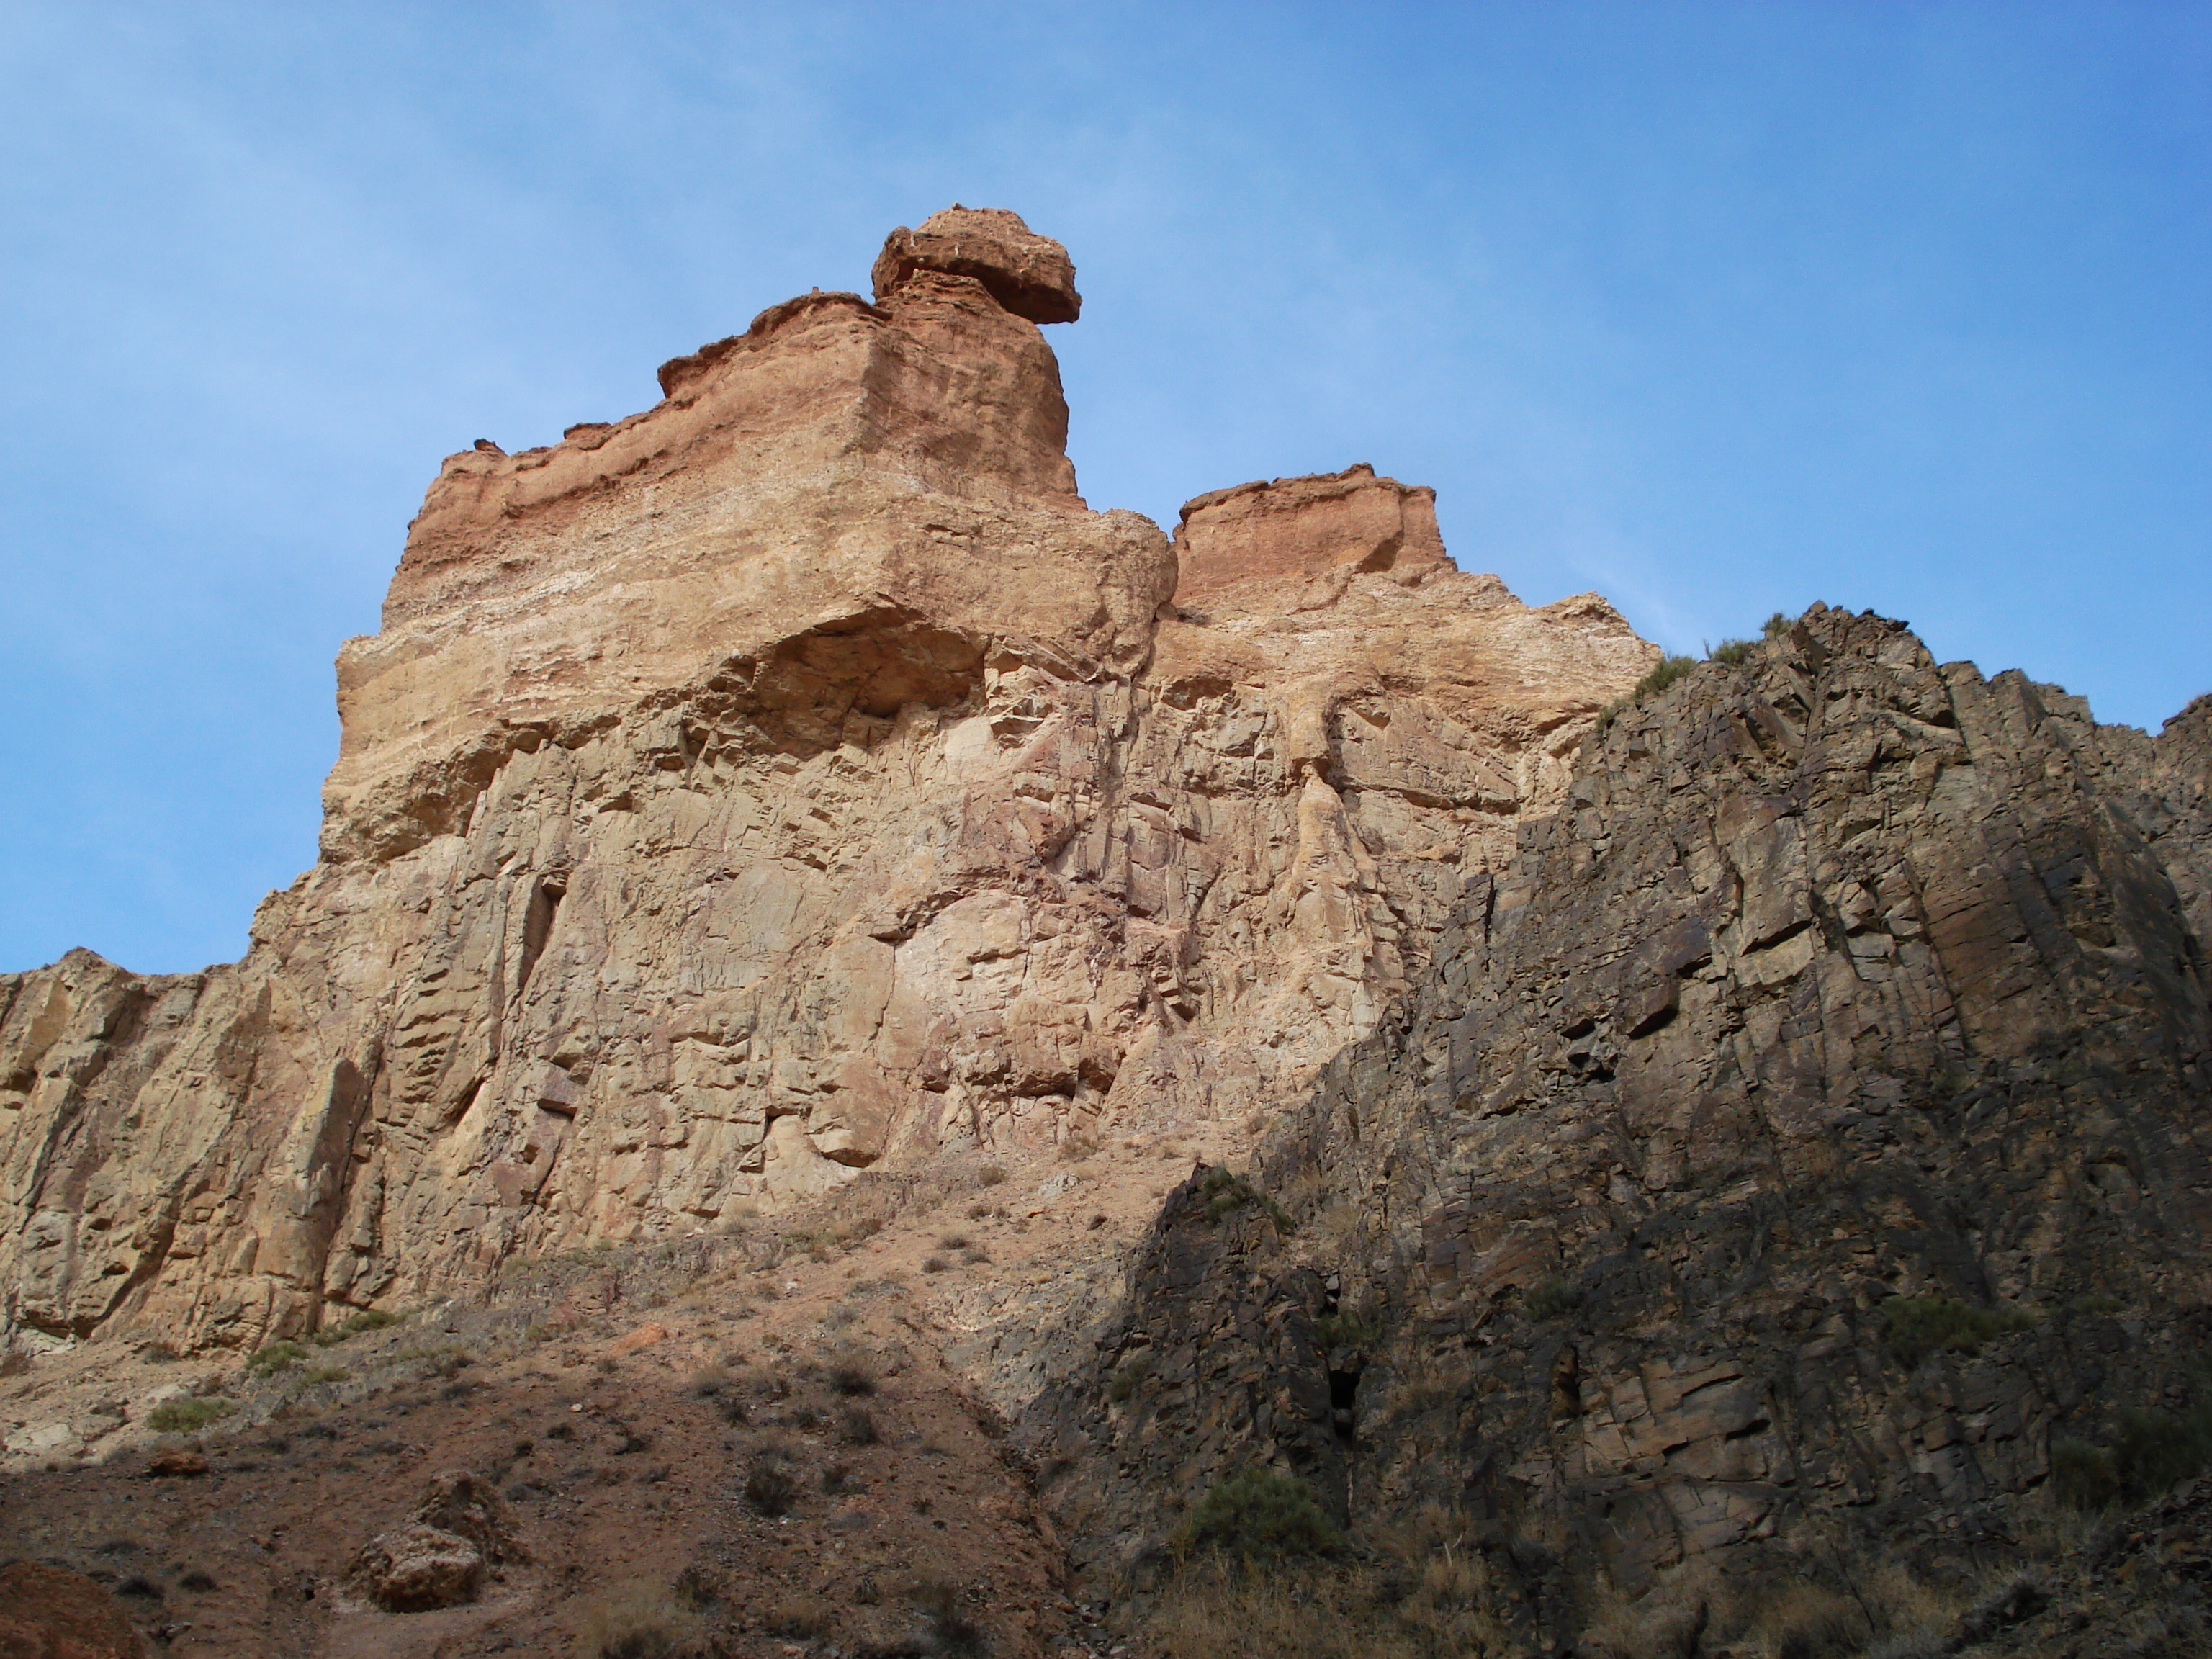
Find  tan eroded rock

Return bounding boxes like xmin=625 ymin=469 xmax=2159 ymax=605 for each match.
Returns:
xmin=0 ymin=209 xmax=1651 ymax=1374
xmin=348 ymin=1522 xmax=483 ymax=1613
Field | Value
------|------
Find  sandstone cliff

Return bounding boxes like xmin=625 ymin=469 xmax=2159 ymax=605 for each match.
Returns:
xmin=0 ymin=207 xmax=1652 ymax=1361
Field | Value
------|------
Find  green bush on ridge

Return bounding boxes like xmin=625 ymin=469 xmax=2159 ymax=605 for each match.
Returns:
xmin=1875 ymin=1295 xmax=2036 ymax=1370
xmin=1174 ymin=1467 xmax=1344 ymax=1562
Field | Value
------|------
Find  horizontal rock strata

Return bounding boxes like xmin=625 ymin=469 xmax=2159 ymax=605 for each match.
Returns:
xmin=0 ymin=211 xmax=1652 ymax=1357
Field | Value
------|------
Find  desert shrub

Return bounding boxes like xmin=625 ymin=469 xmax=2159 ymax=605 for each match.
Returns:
xmin=822 ymin=1460 xmax=858 ymax=1494
xmin=745 ymin=1457 xmax=798 ymax=1516
xmin=1876 ymin=1296 xmax=2036 ymax=1370
xmin=1757 ymin=1583 xmax=1863 ymax=1659
xmin=246 ymin=1340 xmax=308 ymax=1375
xmin=910 ymin=1578 xmax=986 ymax=1657
xmin=1059 ymin=1134 xmax=1100 ymax=1163
xmin=1524 ymin=1278 xmax=1583 ymax=1320
xmin=837 ymin=1403 xmax=881 ymax=1445
xmin=690 ymin=1364 xmax=730 ymax=1398
xmin=1862 ymin=1636 xmax=1948 ymax=1659
xmin=2110 ymin=1401 xmax=2212 ymax=1501
xmin=1313 ymin=1310 xmax=1381 ymax=1351
xmin=2051 ymin=1436 xmax=2120 ymax=1509
xmin=1107 ymin=1351 xmax=1154 ymax=1403
xmin=1634 ymin=655 xmax=1698 ymax=701
xmin=1763 ymin=610 xmax=1796 ymax=639
xmin=922 ymin=1256 xmax=950 ymax=1274
xmin=827 ymin=1357 xmax=876 ymax=1397
xmin=1195 ymin=1168 xmax=1290 ymax=1231
xmin=1707 ymin=637 xmax=1758 ymax=667
xmin=313 ymin=1308 xmax=400 ymax=1346
xmin=938 ymin=1233 xmax=970 ymax=1251
xmin=766 ymin=1594 xmax=830 ymax=1638
xmin=572 ymin=1586 xmax=703 ymax=1658
xmin=1174 ymin=1467 xmax=1344 ymax=1562
xmin=297 ymin=1366 xmax=349 ymax=1385
xmin=145 ymin=1397 xmax=234 ymax=1434
xmin=976 ymin=1164 xmax=1008 ymax=1187
xmin=965 ymin=1202 xmax=994 ymax=1221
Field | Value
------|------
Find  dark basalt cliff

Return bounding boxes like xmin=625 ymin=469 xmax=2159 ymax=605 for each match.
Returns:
xmin=1028 ymin=604 xmax=2212 ymax=1651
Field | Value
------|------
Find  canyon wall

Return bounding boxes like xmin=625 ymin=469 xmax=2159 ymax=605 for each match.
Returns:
xmin=0 ymin=208 xmax=1652 ymax=1356
xmin=1028 ymin=607 xmax=2212 ymax=1626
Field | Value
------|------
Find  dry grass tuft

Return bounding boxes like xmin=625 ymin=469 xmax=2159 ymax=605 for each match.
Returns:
xmin=766 ymin=1593 xmax=832 ymax=1638
xmin=571 ymin=1586 xmax=704 ymax=1658
xmin=1149 ymin=1549 xmax=1507 ymax=1659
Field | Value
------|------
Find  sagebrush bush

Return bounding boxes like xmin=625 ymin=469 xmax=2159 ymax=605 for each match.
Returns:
xmin=837 ymin=1403 xmax=881 ymax=1445
xmin=745 ymin=1457 xmax=797 ymax=1516
xmin=766 ymin=1594 xmax=830 ymax=1638
xmin=1634 ymin=655 xmax=1697 ymax=701
xmin=1174 ymin=1467 xmax=1344 ymax=1561
xmin=827 ymin=1357 xmax=876 ymax=1397
xmin=2112 ymin=1401 xmax=2212 ymax=1499
xmin=1707 ymin=637 xmax=1757 ymax=667
xmin=145 ymin=1397 xmax=234 ymax=1434
xmin=1195 ymin=1168 xmax=1290 ymax=1231
xmin=571 ymin=1586 xmax=702 ymax=1659
xmin=246 ymin=1340 xmax=307 ymax=1375
xmin=1107 ymin=1351 xmax=1154 ymax=1403
xmin=1524 ymin=1278 xmax=1583 ymax=1320
xmin=313 ymin=1308 xmax=400 ymax=1346
xmin=909 ymin=1578 xmax=986 ymax=1657
xmin=1876 ymin=1296 xmax=2036 ymax=1369
xmin=1313 ymin=1310 xmax=1380 ymax=1351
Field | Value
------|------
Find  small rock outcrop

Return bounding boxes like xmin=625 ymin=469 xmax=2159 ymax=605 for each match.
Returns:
xmin=0 ymin=1561 xmax=148 ymax=1658
xmin=348 ymin=1470 xmax=521 ymax=1612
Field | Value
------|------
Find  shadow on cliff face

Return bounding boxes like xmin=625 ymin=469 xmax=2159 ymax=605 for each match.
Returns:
xmin=1023 ymin=604 xmax=2212 ymax=1655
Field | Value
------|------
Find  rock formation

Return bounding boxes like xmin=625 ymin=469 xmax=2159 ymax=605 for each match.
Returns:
xmin=6 ymin=204 xmax=2212 ymax=1657
xmin=1028 ymin=606 xmax=2212 ymax=1640
xmin=0 ymin=208 xmax=1650 ymax=1357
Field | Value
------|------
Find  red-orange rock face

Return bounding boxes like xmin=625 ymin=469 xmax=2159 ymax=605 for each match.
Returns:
xmin=871 ymin=204 xmax=1081 ymax=325
xmin=1173 ymin=463 xmax=1449 ymax=601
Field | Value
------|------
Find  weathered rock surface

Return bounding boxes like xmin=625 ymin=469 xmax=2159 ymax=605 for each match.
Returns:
xmin=0 ymin=210 xmax=1650 ymax=1362
xmin=1027 ymin=604 xmax=2212 ymax=1632
xmin=0 ymin=1561 xmax=148 ymax=1658
xmin=347 ymin=1470 xmax=520 ymax=1613
xmin=1173 ymin=462 xmax=1449 ymax=600
xmin=871 ymin=204 xmax=1082 ymax=324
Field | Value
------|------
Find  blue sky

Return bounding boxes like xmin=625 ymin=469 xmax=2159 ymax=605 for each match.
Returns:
xmin=3 ymin=1 xmax=2206 ymax=975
